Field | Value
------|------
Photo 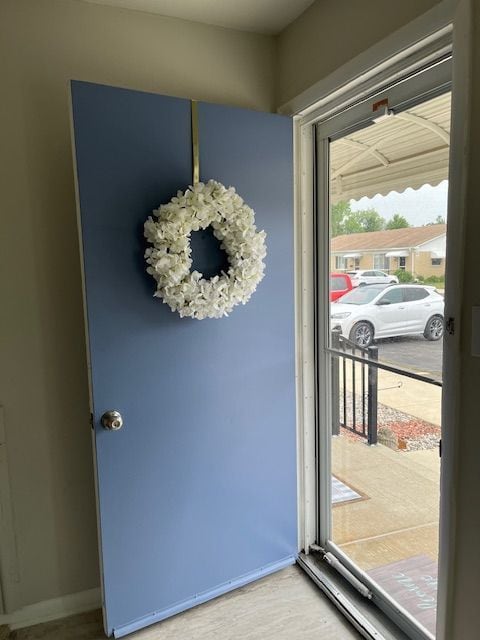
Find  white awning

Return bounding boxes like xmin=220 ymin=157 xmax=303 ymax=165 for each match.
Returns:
xmin=385 ymin=250 xmax=409 ymax=258
xmin=330 ymin=92 xmax=451 ymax=203
xmin=343 ymin=253 xmax=362 ymax=258
xmin=431 ymin=250 xmax=445 ymax=259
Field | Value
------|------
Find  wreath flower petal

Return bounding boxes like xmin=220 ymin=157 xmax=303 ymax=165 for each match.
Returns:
xmin=144 ymin=180 xmax=267 ymax=319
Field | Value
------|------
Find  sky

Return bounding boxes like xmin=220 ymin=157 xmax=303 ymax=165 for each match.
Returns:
xmin=350 ymin=180 xmax=448 ymax=227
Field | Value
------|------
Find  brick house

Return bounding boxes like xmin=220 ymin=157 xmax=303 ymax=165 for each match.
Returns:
xmin=331 ymin=224 xmax=446 ymax=278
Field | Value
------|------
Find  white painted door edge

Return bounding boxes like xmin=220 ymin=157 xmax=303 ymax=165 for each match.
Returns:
xmin=294 ymin=120 xmax=317 ymax=554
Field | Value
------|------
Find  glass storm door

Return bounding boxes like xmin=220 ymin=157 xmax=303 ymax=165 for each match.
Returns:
xmin=316 ymin=60 xmax=451 ymax=640
xmin=71 ymin=81 xmax=297 ymax=638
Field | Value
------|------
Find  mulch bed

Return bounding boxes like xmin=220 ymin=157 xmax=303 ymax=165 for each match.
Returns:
xmin=377 ymin=419 xmax=440 ymax=451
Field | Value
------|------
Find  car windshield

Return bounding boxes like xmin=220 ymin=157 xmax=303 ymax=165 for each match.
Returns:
xmin=337 ymin=285 xmax=388 ymax=305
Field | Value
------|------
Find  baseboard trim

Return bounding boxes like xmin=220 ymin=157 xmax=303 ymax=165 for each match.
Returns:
xmin=0 ymin=587 xmax=101 ymax=630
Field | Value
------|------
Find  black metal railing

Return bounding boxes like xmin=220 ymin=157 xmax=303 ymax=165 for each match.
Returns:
xmin=331 ymin=330 xmax=378 ymax=445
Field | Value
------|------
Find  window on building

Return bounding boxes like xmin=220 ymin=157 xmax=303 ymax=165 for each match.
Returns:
xmin=373 ymin=254 xmax=389 ymax=271
xmin=335 ymin=256 xmax=346 ymax=270
xmin=431 ymin=258 xmax=442 ymax=266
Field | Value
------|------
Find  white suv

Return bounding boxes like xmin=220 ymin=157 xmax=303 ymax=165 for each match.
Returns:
xmin=348 ymin=270 xmax=399 ymax=287
xmin=331 ymin=284 xmax=444 ymax=347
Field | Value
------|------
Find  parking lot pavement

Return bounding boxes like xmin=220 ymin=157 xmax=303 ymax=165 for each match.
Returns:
xmin=375 ymin=336 xmax=443 ymax=381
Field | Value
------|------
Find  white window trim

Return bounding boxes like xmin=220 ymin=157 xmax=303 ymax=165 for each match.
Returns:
xmin=290 ymin=1 xmax=471 ymax=639
xmin=373 ymin=254 xmax=389 ymax=271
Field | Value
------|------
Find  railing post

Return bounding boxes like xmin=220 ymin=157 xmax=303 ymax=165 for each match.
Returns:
xmin=367 ymin=345 xmax=378 ymax=445
xmin=331 ymin=330 xmax=340 ymax=436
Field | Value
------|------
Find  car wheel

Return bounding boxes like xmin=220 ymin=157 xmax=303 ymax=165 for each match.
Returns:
xmin=349 ymin=322 xmax=374 ymax=348
xmin=424 ymin=315 xmax=444 ymax=341
xmin=389 ymin=280 xmax=397 ymax=284
xmin=358 ymin=282 xmax=366 ymax=287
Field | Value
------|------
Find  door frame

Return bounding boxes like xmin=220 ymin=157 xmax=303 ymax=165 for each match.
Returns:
xmin=317 ymin=67 xmax=449 ymax=637
xmin=289 ymin=1 xmax=471 ymax=638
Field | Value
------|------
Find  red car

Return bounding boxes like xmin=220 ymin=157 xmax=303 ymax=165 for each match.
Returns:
xmin=330 ymin=272 xmax=353 ymax=301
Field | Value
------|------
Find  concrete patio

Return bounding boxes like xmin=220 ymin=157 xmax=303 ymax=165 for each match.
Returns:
xmin=332 ymin=435 xmax=440 ymax=634
xmin=333 ymin=437 xmax=440 ymax=568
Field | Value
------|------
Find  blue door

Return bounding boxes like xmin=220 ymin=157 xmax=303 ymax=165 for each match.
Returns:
xmin=71 ymin=81 xmax=297 ymax=638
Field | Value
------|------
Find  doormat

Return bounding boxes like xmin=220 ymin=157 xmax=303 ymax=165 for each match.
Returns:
xmin=331 ymin=476 xmax=363 ymax=505
xmin=368 ymin=554 xmax=437 ymax=635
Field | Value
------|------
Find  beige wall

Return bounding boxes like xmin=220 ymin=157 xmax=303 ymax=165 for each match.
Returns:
xmin=276 ymin=0 xmax=443 ymax=106
xmin=331 ymin=255 xmax=374 ymax=272
xmin=414 ymin=252 xmax=445 ymax=278
xmin=0 ymin=0 xmax=275 ymax=611
xmin=331 ymin=252 xmax=446 ymax=277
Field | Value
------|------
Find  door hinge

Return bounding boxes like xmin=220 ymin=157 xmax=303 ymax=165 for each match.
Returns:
xmin=446 ymin=317 xmax=455 ymax=335
xmin=439 ymin=438 xmax=442 ymax=458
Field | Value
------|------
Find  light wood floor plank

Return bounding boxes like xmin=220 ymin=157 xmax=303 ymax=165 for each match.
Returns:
xmin=9 ymin=566 xmax=361 ymax=639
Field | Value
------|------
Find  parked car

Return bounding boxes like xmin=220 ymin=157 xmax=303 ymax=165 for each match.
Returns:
xmin=347 ymin=270 xmax=399 ymax=287
xmin=330 ymin=284 xmax=444 ymax=347
xmin=330 ymin=272 xmax=353 ymax=301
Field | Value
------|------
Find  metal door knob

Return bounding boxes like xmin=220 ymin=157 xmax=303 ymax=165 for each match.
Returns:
xmin=101 ymin=410 xmax=123 ymax=431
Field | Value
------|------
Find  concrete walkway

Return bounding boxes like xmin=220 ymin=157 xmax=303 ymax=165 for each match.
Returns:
xmin=333 ymin=438 xmax=439 ymax=557
xmin=378 ymin=369 xmax=441 ymax=426
xmin=345 ymin=361 xmax=442 ymax=426
xmin=332 ymin=436 xmax=440 ymax=632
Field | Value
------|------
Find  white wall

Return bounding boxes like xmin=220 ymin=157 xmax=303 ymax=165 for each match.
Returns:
xmin=419 ymin=236 xmax=447 ymax=254
xmin=0 ymin=0 xmax=275 ymax=612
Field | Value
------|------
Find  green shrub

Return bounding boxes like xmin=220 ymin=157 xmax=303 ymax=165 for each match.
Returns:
xmin=425 ymin=275 xmax=445 ymax=284
xmin=394 ymin=269 xmax=414 ymax=283
xmin=416 ymin=274 xmax=425 ymax=282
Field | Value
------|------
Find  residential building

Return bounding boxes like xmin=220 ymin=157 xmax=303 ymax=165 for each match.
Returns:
xmin=331 ymin=224 xmax=446 ymax=278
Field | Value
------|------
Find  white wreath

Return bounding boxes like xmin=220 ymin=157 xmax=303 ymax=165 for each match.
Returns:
xmin=144 ymin=180 xmax=267 ymax=319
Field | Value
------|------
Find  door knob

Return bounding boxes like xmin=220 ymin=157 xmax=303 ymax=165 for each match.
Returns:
xmin=101 ymin=410 xmax=123 ymax=431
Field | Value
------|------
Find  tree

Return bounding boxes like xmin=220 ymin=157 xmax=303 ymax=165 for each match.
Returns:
xmin=339 ymin=210 xmax=366 ymax=235
xmin=425 ymin=215 xmax=446 ymax=226
xmin=385 ymin=213 xmax=410 ymax=230
xmin=331 ymin=201 xmax=352 ymax=237
xmin=331 ymin=201 xmax=385 ymax=236
xmin=359 ymin=209 xmax=386 ymax=233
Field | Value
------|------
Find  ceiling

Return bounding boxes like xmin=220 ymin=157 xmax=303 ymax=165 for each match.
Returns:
xmin=330 ymin=92 xmax=451 ymax=203
xmin=80 ymin=0 xmax=315 ymax=34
